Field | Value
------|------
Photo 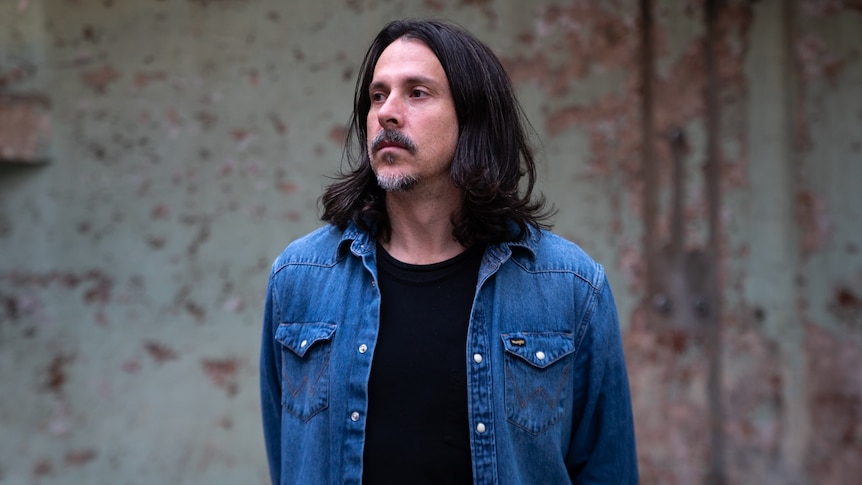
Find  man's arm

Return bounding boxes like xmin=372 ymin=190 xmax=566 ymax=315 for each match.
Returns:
xmin=565 ymin=276 xmax=639 ymax=484
xmin=260 ymin=273 xmax=282 ymax=484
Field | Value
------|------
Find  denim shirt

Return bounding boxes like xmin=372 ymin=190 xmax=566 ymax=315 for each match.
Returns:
xmin=260 ymin=222 xmax=638 ymax=485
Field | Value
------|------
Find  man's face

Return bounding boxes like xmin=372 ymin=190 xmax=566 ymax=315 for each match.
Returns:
xmin=366 ymin=37 xmax=459 ymax=192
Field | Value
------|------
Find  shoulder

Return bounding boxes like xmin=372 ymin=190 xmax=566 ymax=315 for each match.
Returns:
xmin=270 ymin=224 xmax=363 ymax=274
xmin=506 ymin=228 xmax=607 ymax=290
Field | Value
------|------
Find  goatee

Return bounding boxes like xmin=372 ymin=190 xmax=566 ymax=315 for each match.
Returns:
xmin=376 ymin=172 xmax=419 ymax=192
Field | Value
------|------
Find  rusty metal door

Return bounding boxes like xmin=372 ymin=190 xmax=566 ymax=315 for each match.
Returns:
xmin=625 ymin=1 xmax=862 ymax=484
xmin=635 ymin=0 xmax=728 ymax=482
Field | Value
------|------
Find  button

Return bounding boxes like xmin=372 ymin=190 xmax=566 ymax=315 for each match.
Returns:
xmin=473 ymin=353 xmax=483 ymax=364
xmin=476 ymin=423 xmax=486 ymax=433
xmin=535 ymin=351 xmax=546 ymax=360
xmin=300 ymin=340 xmax=307 ymax=348
xmin=359 ymin=344 xmax=368 ymax=354
xmin=351 ymin=412 xmax=360 ymax=422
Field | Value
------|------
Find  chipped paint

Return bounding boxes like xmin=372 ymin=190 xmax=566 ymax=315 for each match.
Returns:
xmin=64 ymin=449 xmax=97 ymax=466
xmin=806 ymin=323 xmax=862 ymax=482
xmin=201 ymin=357 xmax=240 ymax=397
xmin=0 ymin=94 xmax=51 ymax=161
xmin=796 ymin=189 xmax=832 ymax=257
xmin=46 ymin=353 xmax=75 ymax=395
xmin=79 ymin=64 xmax=121 ymax=94
xmin=144 ymin=341 xmax=179 ymax=364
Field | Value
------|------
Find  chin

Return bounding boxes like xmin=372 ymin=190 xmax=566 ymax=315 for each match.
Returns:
xmin=376 ymin=171 xmax=419 ymax=192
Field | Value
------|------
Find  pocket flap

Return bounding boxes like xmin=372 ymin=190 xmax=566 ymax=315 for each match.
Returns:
xmin=275 ymin=322 xmax=337 ymax=358
xmin=501 ymin=332 xmax=575 ymax=369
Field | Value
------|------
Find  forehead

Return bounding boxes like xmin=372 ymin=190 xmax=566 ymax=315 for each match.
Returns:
xmin=371 ymin=37 xmax=448 ymax=86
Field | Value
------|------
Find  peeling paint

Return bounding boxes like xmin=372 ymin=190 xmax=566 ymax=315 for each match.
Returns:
xmin=830 ymin=283 xmax=862 ymax=330
xmin=46 ymin=353 xmax=75 ymax=395
xmin=328 ymin=124 xmax=348 ymax=146
xmin=796 ymin=190 xmax=831 ymax=257
xmin=201 ymin=357 xmax=240 ymax=397
xmin=0 ymin=271 xmax=114 ymax=308
xmin=0 ymin=95 xmax=51 ymax=161
xmin=806 ymin=323 xmax=862 ymax=482
xmin=144 ymin=341 xmax=178 ymax=364
xmin=80 ymin=64 xmax=121 ymax=94
xmin=796 ymin=33 xmax=846 ymax=85
xmin=32 ymin=459 xmax=52 ymax=477
xmin=269 ymin=113 xmax=287 ymax=134
xmin=221 ymin=295 xmax=244 ymax=313
xmin=64 ymin=449 xmax=97 ymax=466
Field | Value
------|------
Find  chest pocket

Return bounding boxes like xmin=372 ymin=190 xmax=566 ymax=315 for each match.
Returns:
xmin=275 ymin=322 xmax=337 ymax=422
xmin=501 ymin=331 xmax=576 ymax=435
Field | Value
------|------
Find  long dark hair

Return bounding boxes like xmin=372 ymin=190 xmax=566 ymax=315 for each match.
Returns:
xmin=321 ymin=18 xmax=551 ymax=246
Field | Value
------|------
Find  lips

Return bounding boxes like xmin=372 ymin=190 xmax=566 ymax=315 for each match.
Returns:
xmin=371 ymin=129 xmax=417 ymax=155
xmin=376 ymin=141 xmax=405 ymax=151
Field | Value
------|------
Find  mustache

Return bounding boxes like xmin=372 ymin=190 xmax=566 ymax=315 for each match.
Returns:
xmin=370 ymin=129 xmax=417 ymax=155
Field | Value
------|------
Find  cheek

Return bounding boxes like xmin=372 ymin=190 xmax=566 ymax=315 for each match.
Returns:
xmin=442 ymin=110 xmax=459 ymax=148
xmin=441 ymin=123 xmax=459 ymax=156
xmin=366 ymin=110 xmax=380 ymax=138
xmin=366 ymin=117 xmax=377 ymax=154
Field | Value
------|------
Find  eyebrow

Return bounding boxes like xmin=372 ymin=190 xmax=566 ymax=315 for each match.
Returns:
xmin=369 ymin=75 xmax=441 ymax=92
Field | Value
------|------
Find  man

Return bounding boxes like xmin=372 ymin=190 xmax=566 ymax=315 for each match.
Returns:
xmin=260 ymin=18 xmax=637 ymax=485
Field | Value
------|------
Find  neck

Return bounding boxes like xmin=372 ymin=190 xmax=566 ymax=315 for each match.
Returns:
xmin=382 ymin=184 xmax=465 ymax=265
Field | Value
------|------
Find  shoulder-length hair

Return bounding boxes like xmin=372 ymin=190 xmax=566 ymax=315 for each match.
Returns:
xmin=321 ymin=18 xmax=551 ymax=246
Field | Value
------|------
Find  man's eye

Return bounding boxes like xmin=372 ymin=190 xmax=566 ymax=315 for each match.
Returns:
xmin=371 ymin=92 xmax=386 ymax=102
xmin=411 ymin=89 xmax=428 ymax=98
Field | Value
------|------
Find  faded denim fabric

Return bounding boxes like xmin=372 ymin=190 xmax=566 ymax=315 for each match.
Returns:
xmin=260 ymin=222 xmax=638 ymax=485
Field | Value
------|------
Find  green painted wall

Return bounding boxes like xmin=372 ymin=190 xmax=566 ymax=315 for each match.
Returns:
xmin=1 ymin=1 xmax=860 ymax=483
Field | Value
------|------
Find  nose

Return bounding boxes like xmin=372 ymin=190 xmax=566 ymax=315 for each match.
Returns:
xmin=376 ymin=93 xmax=402 ymax=128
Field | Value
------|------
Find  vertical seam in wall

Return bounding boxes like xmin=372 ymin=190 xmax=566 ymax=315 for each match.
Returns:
xmin=704 ymin=1 xmax=726 ymax=484
xmin=639 ymin=0 xmax=659 ymax=304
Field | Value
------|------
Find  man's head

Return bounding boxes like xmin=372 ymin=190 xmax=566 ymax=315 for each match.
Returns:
xmin=323 ymin=19 xmax=550 ymax=245
xmin=352 ymin=19 xmax=526 ymax=193
xmin=366 ymin=36 xmax=459 ymax=193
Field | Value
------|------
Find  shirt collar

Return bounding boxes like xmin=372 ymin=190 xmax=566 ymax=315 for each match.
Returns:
xmin=336 ymin=220 xmax=541 ymax=259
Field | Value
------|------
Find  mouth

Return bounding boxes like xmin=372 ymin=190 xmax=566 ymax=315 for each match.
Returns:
xmin=371 ymin=130 xmax=416 ymax=155
xmin=375 ymin=142 xmax=406 ymax=153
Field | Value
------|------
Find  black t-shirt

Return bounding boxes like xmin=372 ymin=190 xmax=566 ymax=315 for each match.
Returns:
xmin=362 ymin=243 xmax=484 ymax=485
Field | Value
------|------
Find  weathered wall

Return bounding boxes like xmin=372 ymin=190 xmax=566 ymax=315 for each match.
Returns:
xmin=791 ymin=1 xmax=862 ymax=481
xmin=1 ymin=1 xmax=860 ymax=483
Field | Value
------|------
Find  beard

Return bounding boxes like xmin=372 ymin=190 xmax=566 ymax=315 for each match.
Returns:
xmin=376 ymin=169 xmax=419 ymax=192
xmin=369 ymin=130 xmax=420 ymax=192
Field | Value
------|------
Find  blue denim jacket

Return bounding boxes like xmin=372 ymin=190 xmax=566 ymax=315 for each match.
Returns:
xmin=260 ymin=222 xmax=638 ymax=484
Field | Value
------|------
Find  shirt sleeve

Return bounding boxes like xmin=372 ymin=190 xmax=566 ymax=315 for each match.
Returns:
xmin=565 ymin=274 xmax=639 ymax=484
xmin=260 ymin=272 xmax=283 ymax=484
